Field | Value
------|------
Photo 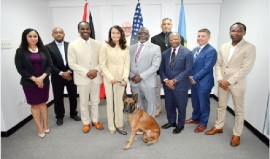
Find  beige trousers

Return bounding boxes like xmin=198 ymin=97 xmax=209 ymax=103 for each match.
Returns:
xmin=104 ymin=82 xmax=125 ymax=131
xmin=215 ymin=85 xmax=246 ymax=136
xmin=77 ymin=82 xmax=100 ymax=125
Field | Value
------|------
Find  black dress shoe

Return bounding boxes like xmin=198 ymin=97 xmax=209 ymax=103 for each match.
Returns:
xmin=173 ymin=126 xmax=184 ymax=134
xmin=70 ymin=115 xmax=81 ymax=121
xmin=161 ymin=123 xmax=176 ymax=129
xmin=56 ymin=118 xmax=63 ymax=126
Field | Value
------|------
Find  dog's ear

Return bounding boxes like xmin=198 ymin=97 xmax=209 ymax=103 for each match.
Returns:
xmin=123 ymin=90 xmax=128 ymax=101
xmin=133 ymin=93 xmax=138 ymax=102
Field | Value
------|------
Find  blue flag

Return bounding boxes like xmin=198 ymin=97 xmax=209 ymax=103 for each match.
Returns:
xmin=178 ymin=0 xmax=187 ymax=46
xmin=130 ymin=1 xmax=143 ymax=45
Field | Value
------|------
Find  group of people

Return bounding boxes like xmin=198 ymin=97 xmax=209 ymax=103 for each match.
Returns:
xmin=15 ymin=19 xmax=256 ymax=147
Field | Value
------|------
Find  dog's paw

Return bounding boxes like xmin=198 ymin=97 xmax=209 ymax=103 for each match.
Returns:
xmin=146 ymin=142 xmax=154 ymax=146
xmin=122 ymin=145 xmax=131 ymax=150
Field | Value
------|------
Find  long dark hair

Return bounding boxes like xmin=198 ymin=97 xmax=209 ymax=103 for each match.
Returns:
xmin=19 ymin=28 xmax=46 ymax=52
xmin=106 ymin=25 xmax=127 ymax=50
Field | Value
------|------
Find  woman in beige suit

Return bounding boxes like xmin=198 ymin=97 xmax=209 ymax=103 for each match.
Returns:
xmin=99 ymin=25 xmax=130 ymax=134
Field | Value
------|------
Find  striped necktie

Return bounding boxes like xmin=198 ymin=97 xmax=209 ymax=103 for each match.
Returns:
xmin=170 ymin=48 xmax=176 ymax=66
xmin=135 ymin=43 xmax=144 ymax=63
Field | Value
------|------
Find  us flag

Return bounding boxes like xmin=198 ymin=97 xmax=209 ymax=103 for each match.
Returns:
xmin=130 ymin=1 xmax=143 ymax=45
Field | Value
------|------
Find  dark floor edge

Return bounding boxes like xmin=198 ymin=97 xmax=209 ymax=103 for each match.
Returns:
xmin=211 ymin=94 xmax=269 ymax=147
xmin=1 ymin=100 xmax=54 ymax=137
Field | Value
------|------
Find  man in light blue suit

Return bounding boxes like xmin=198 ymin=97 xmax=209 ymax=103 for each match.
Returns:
xmin=159 ymin=32 xmax=193 ymax=134
xmin=129 ymin=27 xmax=161 ymax=117
xmin=186 ymin=28 xmax=217 ymax=133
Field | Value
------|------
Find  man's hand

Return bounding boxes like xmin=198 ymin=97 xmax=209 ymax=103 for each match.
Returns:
xmin=189 ymin=76 xmax=196 ymax=85
xmin=61 ymin=71 xmax=72 ymax=81
xmin=165 ymin=79 xmax=175 ymax=89
xmin=218 ymin=80 xmax=230 ymax=90
xmin=131 ymin=75 xmax=142 ymax=84
xmin=87 ymin=70 xmax=98 ymax=79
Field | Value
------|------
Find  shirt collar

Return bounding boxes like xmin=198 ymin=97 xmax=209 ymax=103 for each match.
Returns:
xmin=137 ymin=41 xmax=148 ymax=46
xmin=79 ymin=37 xmax=90 ymax=43
xmin=171 ymin=45 xmax=180 ymax=54
xmin=55 ymin=41 xmax=64 ymax=45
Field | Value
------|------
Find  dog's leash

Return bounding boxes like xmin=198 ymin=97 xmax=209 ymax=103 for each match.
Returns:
xmin=112 ymin=84 xmax=127 ymax=135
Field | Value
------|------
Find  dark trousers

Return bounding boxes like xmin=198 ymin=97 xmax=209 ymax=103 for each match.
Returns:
xmin=51 ymin=76 xmax=77 ymax=119
xmin=164 ymin=89 xmax=188 ymax=127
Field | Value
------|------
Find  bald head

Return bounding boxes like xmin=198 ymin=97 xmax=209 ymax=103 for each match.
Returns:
xmin=138 ymin=27 xmax=150 ymax=43
xmin=52 ymin=27 xmax=65 ymax=42
xmin=169 ymin=32 xmax=181 ymax=48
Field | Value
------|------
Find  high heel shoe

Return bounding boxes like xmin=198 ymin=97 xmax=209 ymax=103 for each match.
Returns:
xmin=44 ymin=129 xmax=50 ymax=133
xmin=38 ymin=133 xmax=46 ymax=138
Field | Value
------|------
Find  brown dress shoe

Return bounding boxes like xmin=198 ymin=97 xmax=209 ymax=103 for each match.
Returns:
xmin=205 ymin=127 xmax=223 ymax=135
xmin=185 ymin=118 xmax=200 ymax=124
xmin=92 ymin=122 xmax=104 ymax=130
xmin=230 ymin=135 xmax=240 ymax=147
xmin=194 ymin=125 xmax=207 ymax=133
xmin=82 ymin=124 xmax=91 ymax=133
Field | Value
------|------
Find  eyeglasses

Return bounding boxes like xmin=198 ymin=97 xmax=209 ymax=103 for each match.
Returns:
xmin=230 ymin=30 xmax=245 ymax=33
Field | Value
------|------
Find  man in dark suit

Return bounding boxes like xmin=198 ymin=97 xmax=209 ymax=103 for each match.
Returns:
xmin=185 ymin=28 xmax=217 ymax=133
xmin=151 ymin=18 xmax=184 ymax=117
xmin=46 ymin=27 xmax=81 ymax=126
xmin=159 ymin=32 xmax=193 ymax=134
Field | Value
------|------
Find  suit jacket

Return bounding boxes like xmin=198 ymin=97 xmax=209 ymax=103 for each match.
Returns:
xmin=129 ymin=42 xmax=161 ymax=87
xmin=14 ymin=48 xmax=52 ymax=87
xmin=151 ymin=32 xmax=185 ymax=52
xmin=159 ymin=45 xmax=193 ymax=91
xmin=216 ymin=39 xmax=256 ymax=87
xmin=99 ymin=43 xmax=130 ymax=83
xmin=46 ymin=41 xmax=72 ymax=79
xmin=68 ymin=37 xmax=102 ymax=85
xmin=192 ymin=44 xmax=217 ymax=89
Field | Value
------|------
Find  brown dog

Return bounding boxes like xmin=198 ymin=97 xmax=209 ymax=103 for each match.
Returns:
xmin=122 ymin=93 xmax=160 ymax=150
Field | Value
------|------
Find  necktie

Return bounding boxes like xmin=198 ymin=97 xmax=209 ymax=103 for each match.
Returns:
xmin=193 ymin=47 xmax=200 ymax=61
xmin=170 ymin=48 xmax=176 ymax=66
xmin=135 ymin=43 xmax=144 ymax=63
xmin=164 ymin=33 xmax=169 ymax=47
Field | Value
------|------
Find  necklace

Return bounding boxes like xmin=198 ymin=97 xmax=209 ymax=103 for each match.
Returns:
xmin=28 ymin=47 xmax=39 ymax=53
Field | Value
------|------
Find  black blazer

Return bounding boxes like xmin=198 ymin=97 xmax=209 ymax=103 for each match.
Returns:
xmin=151 ymin=32 xmax=185 ymax=52
xmin=15 ymin=48 xmax=52 ymax=87
xmin=45 ymin=41 xmax=72 ymax=78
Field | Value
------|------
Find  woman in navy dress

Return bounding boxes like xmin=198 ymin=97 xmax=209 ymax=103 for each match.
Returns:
xmin=15 ymin=28 xmax=52 ymax=138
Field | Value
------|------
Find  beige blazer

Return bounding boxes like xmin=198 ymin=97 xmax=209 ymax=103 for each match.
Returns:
xmin=99 ymin=43 xmax=130 ymax=83
xmin=216 ymin=39 xmax=256 ymax=87
xmin=68 ymin=37 xmax=102 ymax=85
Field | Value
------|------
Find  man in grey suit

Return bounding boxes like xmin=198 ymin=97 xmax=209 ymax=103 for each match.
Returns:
xmin=129 ymin=27 xmax=162 ymax=117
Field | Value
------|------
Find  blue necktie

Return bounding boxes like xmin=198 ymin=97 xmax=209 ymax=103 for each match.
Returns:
xmin=193 ymin=47 xmax=200 ymax=61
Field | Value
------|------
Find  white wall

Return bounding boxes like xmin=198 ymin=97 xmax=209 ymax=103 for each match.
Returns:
xmin=218 ymin=0 xmax=269 ymax=135
xmin=49 ymin=0 xmax=222 ymax=95
xmin=49 ymin=0 xmax=222 ymax=50
xmin=1 ymin=0 xmax=53 ymax=131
